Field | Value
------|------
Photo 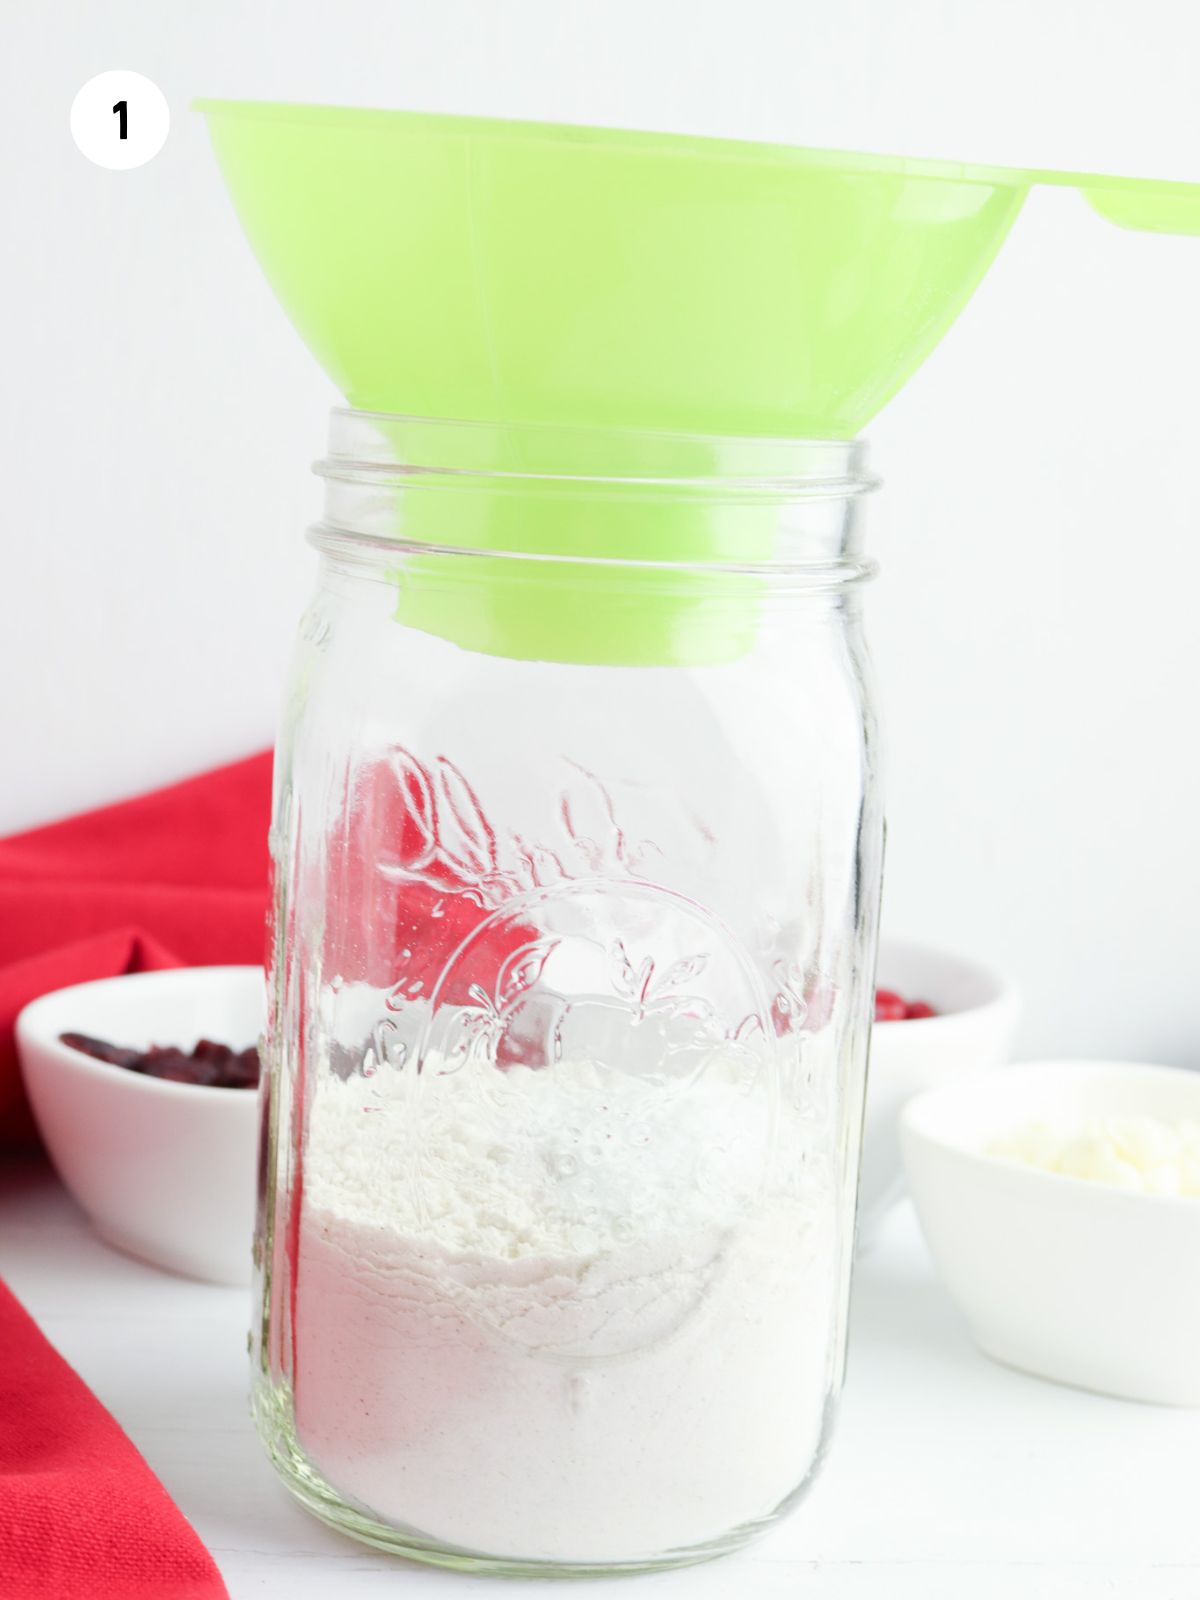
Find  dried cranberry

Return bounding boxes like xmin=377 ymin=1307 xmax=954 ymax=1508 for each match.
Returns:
xmin=874 ymin=989 xmax=909 ymax=1023
xmin=223 ymin=1048 xmax=262 ymax=1089
xmin=873 ymin=988 xmax=938 ymax=1022
xmin=59 ymin=1032 xmax=142 ymax=1070
xmin=146 ymin=1050 xmax=222 ymax=1086
xmin=59 ymin=1031 xmax=261 ymax=1088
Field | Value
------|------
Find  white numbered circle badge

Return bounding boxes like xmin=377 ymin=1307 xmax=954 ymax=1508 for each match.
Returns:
xmin=71 ymin=71 xmax=170 ymax=170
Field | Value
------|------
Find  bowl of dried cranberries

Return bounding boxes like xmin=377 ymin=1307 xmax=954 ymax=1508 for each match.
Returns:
xmin=859 ymin=939 xmax=1021 ymax=1248
xmin=16 ymin=966 xmax=263 ymax=1284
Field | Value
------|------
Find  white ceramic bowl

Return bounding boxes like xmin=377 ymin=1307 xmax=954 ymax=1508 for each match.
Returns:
xmin=16 ymin=966 xmax=263 ymax=1285
xmin=902 ymin=1060 xmax=1200 ymax=1406
xmin=858 ymin=939 xmax=1020 ymax=1246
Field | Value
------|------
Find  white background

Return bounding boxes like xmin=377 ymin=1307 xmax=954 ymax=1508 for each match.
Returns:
xmin=2 ymin=0 xmax=1198 ymax=1063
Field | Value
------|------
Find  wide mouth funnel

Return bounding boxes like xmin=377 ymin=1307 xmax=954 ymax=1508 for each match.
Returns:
xmin=198 ymin=101 xmax=1200 ymax=662
xmin=197 ymin=100 xmax=1200 ymax=443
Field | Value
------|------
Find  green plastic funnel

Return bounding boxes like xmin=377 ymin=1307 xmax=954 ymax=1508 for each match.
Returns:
xmin=197 ymin=101 xmax=1200 ymax=663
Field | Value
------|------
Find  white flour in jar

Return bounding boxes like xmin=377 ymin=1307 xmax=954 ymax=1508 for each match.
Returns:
xmin=294 ymin=1048 xmax=840 ymax=1564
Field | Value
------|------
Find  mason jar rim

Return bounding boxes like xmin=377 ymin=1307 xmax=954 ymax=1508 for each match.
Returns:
xmin=315 ymin=408 xmax=877 ymax=499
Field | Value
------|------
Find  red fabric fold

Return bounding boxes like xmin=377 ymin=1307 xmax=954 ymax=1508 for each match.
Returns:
xmin=0 ymin=753 xmax=273 ymax=1143
xmin=0 ymin=1278 xmax=230 ymax=1599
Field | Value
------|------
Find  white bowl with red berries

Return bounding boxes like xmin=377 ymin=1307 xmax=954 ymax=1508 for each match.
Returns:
xmin=859 ymin=939 xmax=1020 ymax=1247
xmin=16 ymin=965 xmax=263 ymax=1284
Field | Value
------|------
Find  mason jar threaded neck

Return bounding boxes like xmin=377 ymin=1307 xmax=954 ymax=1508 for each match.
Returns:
xmin=309 ymin=410 xmax=876 ymax=667
xmin=312 ymin=409 xmax=877 ymax=577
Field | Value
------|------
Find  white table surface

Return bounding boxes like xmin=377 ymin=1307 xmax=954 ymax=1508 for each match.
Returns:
xmin=3 ymin=1161 xmax=1198 ymax=1600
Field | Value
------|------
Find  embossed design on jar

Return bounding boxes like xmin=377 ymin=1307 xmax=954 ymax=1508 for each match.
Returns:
xmin=364 ymin=748 xmax=722 ymax=1027
xmin=419 ymin=883 xmax=770 ymax=1082
xmin=378 ymin=754 xmax=680 ymax=907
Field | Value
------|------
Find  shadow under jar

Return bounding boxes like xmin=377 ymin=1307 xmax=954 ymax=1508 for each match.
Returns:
xmin=254 ymin=411 xmax=883 ymax=1576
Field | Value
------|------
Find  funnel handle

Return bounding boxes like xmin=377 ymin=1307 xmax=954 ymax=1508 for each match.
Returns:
xmin=1080 ymin=179 xmax=1200 ymax=236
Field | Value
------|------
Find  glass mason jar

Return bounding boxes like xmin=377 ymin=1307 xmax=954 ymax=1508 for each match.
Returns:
xmin=254 ymin=410 xmax=882 ymax=1576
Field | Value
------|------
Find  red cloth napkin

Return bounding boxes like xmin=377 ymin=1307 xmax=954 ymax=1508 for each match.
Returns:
xmin=0 ymin=1278 xmax=229 ymax=1599
xmin=0 ymin=753 xmax=273 ymax=1145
